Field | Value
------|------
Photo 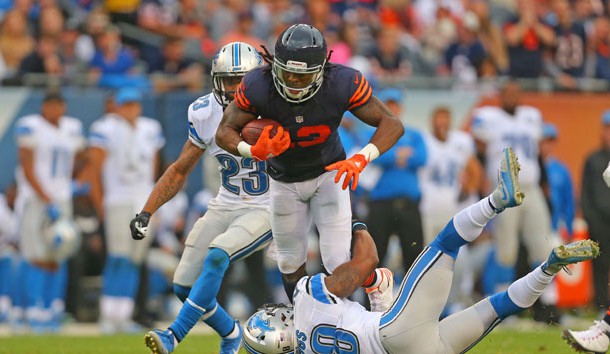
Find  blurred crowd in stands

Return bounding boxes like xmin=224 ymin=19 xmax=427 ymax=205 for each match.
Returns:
xmin=2 ymin=0 xmax=610 ymax=91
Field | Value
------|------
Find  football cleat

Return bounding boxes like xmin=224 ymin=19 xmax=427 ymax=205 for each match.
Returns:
xmin=541 ymin=240 xmax=600 ymax=275
xmin=491 ymin=147 xmax=525 ymax=213
xmin=563 ymin=320 xmax=610 ymax=354
xmin=144 ymin=329 xmax=177 ymax=354
xmin=366 ymin=268 xmax=395 ymax=313
xmin=220 ymin=320 xmax=242 ymax=354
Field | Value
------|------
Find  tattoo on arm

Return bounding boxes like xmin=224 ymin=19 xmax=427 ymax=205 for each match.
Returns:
xmin=352 ymin=96 xmax=404 ymax=154
xmin=145 ymin=141 xmax=203 ymax=213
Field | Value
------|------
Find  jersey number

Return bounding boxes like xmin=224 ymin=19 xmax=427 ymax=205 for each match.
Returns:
xmin=308 ymin=324 xmax=359 ymax=354
xmin=216 ymin=154 xmax=268 ymax=195
xmin=502 ymin=134 xmax=535 ymax=159
xmin=430 ymin=161 xmax=459 ymax=187
xmin=292 ymin=125 xmax=332 ymax=148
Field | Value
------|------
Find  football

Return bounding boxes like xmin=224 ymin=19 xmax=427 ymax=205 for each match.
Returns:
xmin=241 ymin=118 xmax=283 ymax=145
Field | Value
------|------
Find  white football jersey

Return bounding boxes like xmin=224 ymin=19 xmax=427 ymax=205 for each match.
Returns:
xmin=471 ymin=106 xmax=542 ymax=187
xmin=15 ymin=114 xmax=85 ymax=203
xmin=187 ymin=94 xmax=269 ymax=210
xmin=0 ymin=194 xmax=16 ymax=248
xmin=293 ymin=274 xmax=385 ymax=354
xmin=89 ymin=114 xmax=165 ymax=207
xmin=419 ymin=131 xmax=475 ymax=215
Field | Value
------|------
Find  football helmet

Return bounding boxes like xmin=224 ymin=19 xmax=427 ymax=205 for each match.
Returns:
xmin=242 ymin=303 xmax=294 ymax=354
xmin=272 ymin=24 xmax=327 ymax=103
xmin=212 ymin=42 xmax=264 ymax=107
xmin=45 ymin=219 xmax=81 ymax=262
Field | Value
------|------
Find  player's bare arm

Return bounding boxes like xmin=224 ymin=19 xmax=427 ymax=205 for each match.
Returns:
xmin=18 ymin=147 xmax=52 ymax=203
xmin=215 ymin=102 xmax=257 ymax=155
xmin=324 ymin=229 xmax=379 ymax=298
xmin=83 ymin=147 xmax=106 ymax=220
xmin=352 ymin=96 xmax=404 ymax=154
xmin=141 ymin=140 xmax=204 ymax=214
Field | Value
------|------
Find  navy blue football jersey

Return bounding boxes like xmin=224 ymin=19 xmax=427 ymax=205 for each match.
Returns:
xmin=234 ymin=63 xmax=372 ymax=182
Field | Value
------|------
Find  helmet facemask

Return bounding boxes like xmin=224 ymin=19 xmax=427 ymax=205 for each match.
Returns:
xmin=212 ymin=74 xmax=245 ymax=107
xmin=272 ymin=57 xmax=326 ymax=103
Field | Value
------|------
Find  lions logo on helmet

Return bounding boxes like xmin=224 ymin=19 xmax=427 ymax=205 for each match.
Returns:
xmin=211 ymin=42 xmax=264 ymax=107
xmin=243 ymin=303 xmax=294 ymax=354
xmin=272 ymin=24 xmax=328 ymax=103
xmin=45 ymin=219 xmax=81 ymax=262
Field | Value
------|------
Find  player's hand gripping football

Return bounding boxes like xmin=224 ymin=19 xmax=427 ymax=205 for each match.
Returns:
xmin=130 ymin=212 xmax=151 ymax=240
xmin=325 ymin=154 xmax=368 ymax=191
xmin=250 ymin=125 xmax=291 ymax=161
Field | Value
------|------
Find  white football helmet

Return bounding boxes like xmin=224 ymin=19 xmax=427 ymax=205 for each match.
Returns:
xmin=211 ymin=42 xmax=264 ymax=107
xmin=243 ymin=303 xmax=294 ymax=354
xmin=45 ymin=219 xmax=81 ymax=262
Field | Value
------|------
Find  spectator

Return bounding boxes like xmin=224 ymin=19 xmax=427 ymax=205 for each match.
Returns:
xmin=444 ymin=11 xmax=486 ymax=88
xmin=546 ymin=0 xmax=587 ymax=90
xmin=367 ymin=24 xmax=422 ymax=83
xmin=470 ymin=0 xmax=508 ymax=74
xmin=137 ymin=0 xmax=181 ymax=38
xmin=147 ymin=37 xmax=203 ymax=92
xmin=366 ymin=88 xmax=427 ymax=273
xmin=89 ymin=24 xmax=148 ymax=89
xmin=587 ymin=16 xmax=610 ymax=80
xmin=420 ymin=6 xmax=457 ymax=70
xmin=0 ymin=10 xmax=35 ymax=81
xmin=35 ymin=5 xmax=64 ymax=39
xmin=218 ymin=10 xmax=264 ymax=47
xmin=504 ymin=0 xmax=555 ymax=78
xmin=581 ymin=111 xmax=610 ymax=310
xmin=18 ymin=34 xmax=62 ymax=83
xmin=104 ymin=0 xmax=140 ymax=27
xmin=540 ymin=123 xmax=575 ymax=237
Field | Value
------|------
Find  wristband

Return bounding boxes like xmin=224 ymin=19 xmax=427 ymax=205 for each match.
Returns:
xmin=237 ymin=141 xmax=253 ymax=158
xmin=358 ymin=143 xmax=380 ymax=162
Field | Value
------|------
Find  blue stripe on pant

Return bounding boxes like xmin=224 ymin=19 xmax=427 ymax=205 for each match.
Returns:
xmin=380 ymin=217 xmax=467 ymax=328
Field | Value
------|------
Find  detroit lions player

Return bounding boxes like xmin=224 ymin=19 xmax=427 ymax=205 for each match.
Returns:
xmin=86 ymin=87 xmax=165 ymax=333
xmin=471 ymin=81 xmax=555 ymax=292
xmin=130 ymin=42 xmax=268 ymax=354
xmin=14 ymin=91 xmax=85 ymax=331
xmin=249 ymin=148 xmax=599 ymax=354
xmin=216 ymin=24 xmax=404 ymax=302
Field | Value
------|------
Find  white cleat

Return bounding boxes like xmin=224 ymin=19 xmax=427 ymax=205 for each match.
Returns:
xmin=563 ymin=320 xmax=610 ymax=354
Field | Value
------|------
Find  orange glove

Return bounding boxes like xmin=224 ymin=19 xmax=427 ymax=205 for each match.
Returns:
xmin=251 ymin=125 xmax=291 ymax=161
xmin=325 ymin=154 xmax=368 ymax=191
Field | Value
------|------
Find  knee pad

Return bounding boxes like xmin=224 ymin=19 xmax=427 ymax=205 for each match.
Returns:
xmin=173 ymin=284 xmax=191 ymax=303
xmin=204 ymin=248 xmax=230 ymax=275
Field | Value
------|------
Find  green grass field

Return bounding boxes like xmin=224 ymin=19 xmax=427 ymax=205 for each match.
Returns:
xmin=0 ymin=328 xmax=582 ymax=354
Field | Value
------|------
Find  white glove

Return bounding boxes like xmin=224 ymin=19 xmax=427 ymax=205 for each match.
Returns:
xmin=603 ymin=162 xmax=610 ymax=188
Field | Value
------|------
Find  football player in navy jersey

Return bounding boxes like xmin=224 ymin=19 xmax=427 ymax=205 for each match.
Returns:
xmin=216 ymin=24 xmax=404 ymax=301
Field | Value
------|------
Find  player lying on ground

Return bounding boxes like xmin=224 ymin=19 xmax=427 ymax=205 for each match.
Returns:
xmin=244 ymin=147 xmax=599 ymax=354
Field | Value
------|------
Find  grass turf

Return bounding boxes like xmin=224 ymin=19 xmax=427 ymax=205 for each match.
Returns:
xmin=0 ymin=328 xmax=582 ymax=354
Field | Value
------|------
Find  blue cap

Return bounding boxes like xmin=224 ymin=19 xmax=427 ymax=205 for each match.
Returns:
xmin=115 ymin=88 xmax=142 ymax=105
xmin=377 ymin=88 xmax=403 ymax=103
xmin=602 ymin=110 xmax=610 ymax=125
xmin=542 ymin=123 xmax=558 ymax=139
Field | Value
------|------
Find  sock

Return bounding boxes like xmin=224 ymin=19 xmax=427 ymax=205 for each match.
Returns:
xmin=173 ymin=284 xmax=191 ymax=303
xmin=188 ymin=248 xmax=229 ymax=307
xmin=24 ymin=262 xmax=46 ymax=317
xmin=202 ymin=303 xmax=235 ymax=337
xmin=604 ymin=307 xmax=610 ymax=326
xmin=452 ymin=197 xmax=496 ymax=242
xmin=507 ymin=266 xmax=553 ymax=309
xmin=102 ymin=255 xmax=119 ymax=296
xmin=169 ymin=299 xmax=205 ymax=341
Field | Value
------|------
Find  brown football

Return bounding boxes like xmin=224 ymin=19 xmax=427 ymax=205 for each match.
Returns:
xmin=241 ymin=118 xmax=283 ymax=145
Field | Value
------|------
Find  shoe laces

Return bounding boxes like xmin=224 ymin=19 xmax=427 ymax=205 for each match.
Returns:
xmin=581 ymin=321 xmax=610 ymax=341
